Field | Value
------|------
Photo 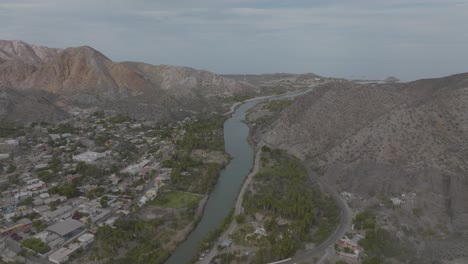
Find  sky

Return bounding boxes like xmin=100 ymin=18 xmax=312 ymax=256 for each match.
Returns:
xmin=1 ymin=0 xmax=467 ymax=81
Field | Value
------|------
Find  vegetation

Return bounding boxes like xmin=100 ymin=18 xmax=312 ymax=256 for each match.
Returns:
xmin=191 ymin=209 xmax=234 ymax=263
xmin=148 ymin=191 xmax=201 ymax=208
xmin=49 ymin=182 xmax=81 ymax=199
xmin=21 ymin=238 xmax=50 ymax=254
xmin=263 ymin=99 xmax=293 ymax=112
xmin=17 ymin=197 xmax=33 ymax=206
xmin=108 ymin=114 xmax=132 ymax=124
xmin=94 ymin=218 xmax=169 ymax=264
xmin=100 ymin=195 xmax=110 ymax=208
xmin=0 ymin=124 xmax=24 ymax=138
xmin=49 ymin=123 xmax=76 ymax=134
xmin=75 ymin=161 xmax=109 ymax=178
xmin=7 ymin=164 xmax=17 ymax=173
xmin=353 ymin=211 xmax=377 ymax=230
xmin=354 ymin=211 xmax=408 ymax=261
xmin=177 ymin=114 xmax=225 ymax=152
xmin=231 ymin=94 xmax=254 ymax=102
xmin=242 ymin=149 xmax=339 ymax=263
xmin=32 ymin=220 xmax=48 ymax=232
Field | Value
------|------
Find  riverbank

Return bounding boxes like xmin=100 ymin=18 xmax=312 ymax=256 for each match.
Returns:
xmin=197 ymin=142 xmax=265 ymax=264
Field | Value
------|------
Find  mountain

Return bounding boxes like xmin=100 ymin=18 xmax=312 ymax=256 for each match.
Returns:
xmin=0 ymin=87 xmax=68 ymax=123
xmin=0 ymin=40 xmax=258 ymax=123
xmin=255 ymin=73 xmax=468 ymax=260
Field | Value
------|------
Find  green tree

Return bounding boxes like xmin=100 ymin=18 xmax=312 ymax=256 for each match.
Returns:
xmin=100 ymin=195 xmax=110 ymax=208
xmin=7 ymin=164 xmax=16 ymax=173
xmin=21 ymin=238 xmax=50 ymax=254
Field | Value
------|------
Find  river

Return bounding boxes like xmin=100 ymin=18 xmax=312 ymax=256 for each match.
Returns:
xmin=165 ymin=89 xmax=312 ymax=264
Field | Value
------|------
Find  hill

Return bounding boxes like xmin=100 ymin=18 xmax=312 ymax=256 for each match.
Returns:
xmin=254 ymin=73 xmax=468 ymax=261
xmin=0 ymin=40 xmax=258 ymax=123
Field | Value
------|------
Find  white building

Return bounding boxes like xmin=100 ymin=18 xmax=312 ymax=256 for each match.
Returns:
xmin=48 ymin=243 xmax=81 ymax=264
xmin=73 ymin=151 xmax=107 ymax=163
xmin=78 ymin=233 xmax=94 ymax=247
xmin=3 ymin=139 xmax=19 ymax=146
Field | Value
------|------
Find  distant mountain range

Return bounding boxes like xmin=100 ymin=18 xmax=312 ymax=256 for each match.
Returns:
xmin=0 ymin=40 xmax=258 ymax=123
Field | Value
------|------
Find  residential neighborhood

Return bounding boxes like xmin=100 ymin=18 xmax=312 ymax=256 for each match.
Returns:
xmin=0 ymin=109 xmax=217 ymax=263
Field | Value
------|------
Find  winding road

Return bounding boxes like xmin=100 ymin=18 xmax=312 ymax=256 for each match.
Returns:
xmin=198 ymin=139 xmax=353 ymax=264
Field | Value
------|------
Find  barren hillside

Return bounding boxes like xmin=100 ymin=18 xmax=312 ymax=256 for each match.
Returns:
xmin=0 ymin=40 xmax=259 ymax=123
xmin=256 ymin=73 xmax=468 ymax=261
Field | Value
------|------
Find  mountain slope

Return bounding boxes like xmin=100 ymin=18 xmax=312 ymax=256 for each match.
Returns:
xmin=0 ymin=40 xmax=259 ymax=122
xmin=0 ymin=87 xmax=68 ymax=123
xmin=256 ymin=74 xmax=468 ymax=256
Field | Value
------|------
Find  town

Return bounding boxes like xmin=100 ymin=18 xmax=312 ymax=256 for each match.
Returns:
xmin=0 ymin=108 xmax=227 ymax=264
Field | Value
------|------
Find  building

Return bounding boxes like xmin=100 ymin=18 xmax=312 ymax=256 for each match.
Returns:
xmin=3 ymin=139 xmax=19 ymax=146
xmin=78 ymin=233 xmax=94 ymax=247
xmin=72 ymin=151 xmax=107 ymax=163
xmin=46 ymin=219 xmax=85 ymax=240
xmin=48 ymin=242 xmax=81 ymax=264
xmin=0 ymin=219 xmax=32 ymax=236
xmin=45 ymin=205 xmax=74 ymax=221
xmin=338 ymin=236 xmax=364 ymax=252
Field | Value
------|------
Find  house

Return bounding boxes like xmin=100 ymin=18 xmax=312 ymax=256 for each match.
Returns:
xmin=338 ymin=236 xmax=364 ymax=252
xmin=3 ymin=139 xmax=19 ymax=146
xmin=78 ymin=233 xmax=94 ymax=247
xmin=48 ymin=242 xmax=81 ymax=264
xmin=47 ymin=218 xmax=85 ymax=240
xmin=26 ymin=180 xmax=46 ymax=191
xmin=45 ymin=205 xmax=74 ymax=221
xmin=0 ymin=219 xmax=32 ymax=236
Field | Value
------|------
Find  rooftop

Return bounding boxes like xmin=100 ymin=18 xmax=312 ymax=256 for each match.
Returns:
xmin=47 ymin=219 xmax=84 ymax=237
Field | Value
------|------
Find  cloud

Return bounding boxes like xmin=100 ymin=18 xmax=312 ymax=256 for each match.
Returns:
xmin=0 ymin=0 xmax=467 ymax=80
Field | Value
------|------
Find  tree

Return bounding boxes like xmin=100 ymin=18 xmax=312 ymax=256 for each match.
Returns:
xmin=235 ymin=214 xmax=245 ymax=224
xmin=8 ymin=174 xmax=19 ymax=185
xmin=100 ymin=195 xmax=110 ymax=208
xmin=363 ymin=256 xmax=383 ymax=264
xmin=21 ymin=238 xmax=50 ymax=254
xmin=7 ymin=164 xmax=17 ymax=173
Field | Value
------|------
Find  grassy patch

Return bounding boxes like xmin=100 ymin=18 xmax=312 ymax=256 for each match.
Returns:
xmin=148 ymin=191 xmax=201 ymax=208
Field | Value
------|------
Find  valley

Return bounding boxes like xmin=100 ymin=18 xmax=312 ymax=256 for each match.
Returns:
xmin=2 ymin=38 xmax=468 ymax=264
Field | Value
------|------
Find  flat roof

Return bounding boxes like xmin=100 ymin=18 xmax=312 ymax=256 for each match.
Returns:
xmin=47 ymin=219 xmax=84 ymax=236
xmin=78 ymin=233 xmax=94 ymax=242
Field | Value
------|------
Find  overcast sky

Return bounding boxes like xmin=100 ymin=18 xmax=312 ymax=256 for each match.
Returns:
xmin=1 ymin=0 xmax=467 ymax=80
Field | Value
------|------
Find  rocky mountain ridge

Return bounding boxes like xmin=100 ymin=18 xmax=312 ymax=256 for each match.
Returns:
xmin=0 ymin=40 xmax=258 ymax=123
